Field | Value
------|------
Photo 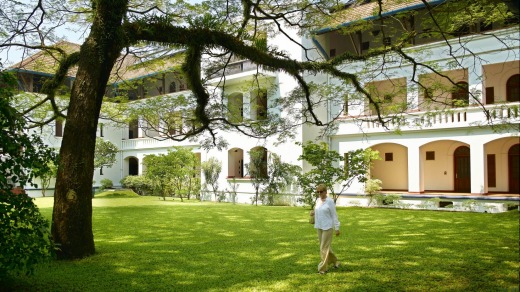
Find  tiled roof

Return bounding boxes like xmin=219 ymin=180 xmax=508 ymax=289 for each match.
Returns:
xmin=10 ymin=41 xmax=184 ymax=82
xmin=10 ymin=41 xmax=81 ymax=77
xmin=318 ymin=0 xmax=445 ymax=34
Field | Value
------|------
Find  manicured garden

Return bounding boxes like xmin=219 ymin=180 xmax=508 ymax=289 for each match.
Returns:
xmin=5 ymin=193 xmax=519 ymax=291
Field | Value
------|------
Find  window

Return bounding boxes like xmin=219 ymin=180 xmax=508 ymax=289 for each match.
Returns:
xmin=385 ymin=153 xmax=393 ymax=161
xmin=506 ymin=74 xmax=520 ymax=102
xmin=426 ymin=151 xmax=435 ymax=160
xmin=169 ymin=81 xmax=177 ymax=93
xmin=100 ymin=167 xmax=103 ymax=176
xmin=487 ymin=154 xmax=496 ymax=188
xmin=127 ymin=89 xmax=138 ymax=101
xmin=228 ymin=93 xmax=244 ymax=123
xmin=423 ymin=88 xmax=433 ymax=101
xmin=228 ymin=148 xmax=244 ymax=178
xmin=383 ymin=37 xmax=392 ymax=46
xmin=361 ymin=42 xmax=370 ymax=51
xmin=329 ymin=49 xmax=336 ymax=58
xmin=252 ymin=90 xmax=267 ymax=121
xmin=32 ymin=75 xmax=49 ymax=93
xmin=485 ymin=87 xmax=495 ymax=104
xmin=128 ymin=120 xmax=139 ymax=139
xmin=451 ymin=81 xmax=469 ymax=107
xmin=343 ymin=94 xmax=349 ymax=116
xmin=128 ymin=157 xmax=139 ymax=176
xmin=99 ymin=123 xmax=104 ymax=137
xmin=179 ymin=83 xmax=186 ymax=91
xmin=55 ymin=120 xmax=63 ymax=137
xmin=249 ymin=147 xmax=268 ymax=178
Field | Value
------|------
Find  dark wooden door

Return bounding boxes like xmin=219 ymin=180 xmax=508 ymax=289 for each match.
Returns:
xmin=454 ymin=146 xmax=471 ymax=192
xmin=509 ymin=144 xmax=520 ymax=193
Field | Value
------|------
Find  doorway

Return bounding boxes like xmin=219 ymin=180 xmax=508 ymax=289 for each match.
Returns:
xmin=509 ymin=144 xmax=519 ymax=193
xmin=454 ymin=146 xmax=471 ymax=192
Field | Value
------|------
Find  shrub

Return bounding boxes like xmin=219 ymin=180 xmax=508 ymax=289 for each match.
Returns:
xmin=120 ymin=175 xmax=152 ymax=196
xmin=0 ymin=192 xmax=54 ymax=278
xmin=94 ymin=190 xmax=140 ymax=198
xmin=365 ymin=178 xmax=382 ymax=206
xmin=100 ymin=178 xmax=113 ymax=190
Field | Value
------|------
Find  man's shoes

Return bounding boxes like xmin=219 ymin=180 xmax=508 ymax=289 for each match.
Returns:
xmin=333 ymin=262 xmax=341 ymax=269
xmin=318 ymin=271 xmax=327 ymax=275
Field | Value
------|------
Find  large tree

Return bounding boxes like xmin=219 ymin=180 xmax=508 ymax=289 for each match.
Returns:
xmin=0 ymin=0 xmax=517 ymax=259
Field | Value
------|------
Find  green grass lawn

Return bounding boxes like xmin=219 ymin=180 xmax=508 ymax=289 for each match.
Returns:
xmin=5 ymin=195 xmax=519 ymax=291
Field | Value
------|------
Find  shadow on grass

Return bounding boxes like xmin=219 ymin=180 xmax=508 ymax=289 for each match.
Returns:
xmin=6 ymin=202 xmax=520 ymax=291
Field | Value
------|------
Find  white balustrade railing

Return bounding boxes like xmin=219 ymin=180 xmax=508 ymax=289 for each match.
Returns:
xmin=339 ymin=102 xmax=519 ymax=133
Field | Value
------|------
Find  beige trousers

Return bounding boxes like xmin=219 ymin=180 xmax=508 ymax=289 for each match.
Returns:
xmin=317 ymin=228 xmax=337 ymax=272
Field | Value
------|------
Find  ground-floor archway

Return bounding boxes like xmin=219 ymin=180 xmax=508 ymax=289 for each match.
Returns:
xmin=370 ymin=143 xmax=408 ymax=191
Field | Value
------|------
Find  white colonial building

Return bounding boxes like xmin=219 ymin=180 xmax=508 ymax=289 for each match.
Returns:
xmin=8 ymin=0 xmax=519 ymax=210
xmin=303 ymin=0 xmax=519 ymax=202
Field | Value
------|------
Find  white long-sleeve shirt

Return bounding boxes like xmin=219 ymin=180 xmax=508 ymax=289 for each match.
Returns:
xmin=314 ymin=197 xmax=340 ymax=231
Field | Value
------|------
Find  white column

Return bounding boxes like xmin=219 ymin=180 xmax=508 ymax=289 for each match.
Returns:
xmin=469 ymin=141 xmax=486 ymax=194
xmin=407 ymin=145 xmax=423 ymax=193
xmin=243 ymin=91 xmax=252 ymax=120
xmin=467 ymin=64 xmax=483 ymax=105
xmin=407 ymin=79 xmax=419 ymax=110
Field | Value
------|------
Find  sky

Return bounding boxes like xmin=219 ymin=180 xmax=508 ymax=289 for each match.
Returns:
xmin=1 ymin=23 xmax=86 ymax=67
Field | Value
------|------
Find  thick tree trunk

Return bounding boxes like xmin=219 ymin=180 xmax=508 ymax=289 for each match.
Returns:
xmin=51 ymin=0 xmax=128 ymax=260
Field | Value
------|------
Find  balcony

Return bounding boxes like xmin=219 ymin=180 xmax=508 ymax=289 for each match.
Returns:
xmin=121 ymin=136 xmax=198 ymax=151
xmin=336 ymin=103 xmax=520 ymax=134
xmin=207 ymin=59 xmax=275 ymax=84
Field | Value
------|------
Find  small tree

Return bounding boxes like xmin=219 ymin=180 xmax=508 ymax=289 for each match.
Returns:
xmin=246 ymin=148 xmax=269 ymax=206
xmin=225 ymin=178 xmax=240 ymax=204
xmin=201 ymin=157 xmax=222 ymax=202
xmin=262 ymin=153 xmax=301 ymax=206
xmin=33 ymin=159 xmax=58 ymax=197
xmin=168 ymin=147 xmax=199 ymax=201
xmin=297 ymin=141 xmax=344 ymax=208
xmin=297 ymin=141 xmax=379 ymax=208
xmin=340 ymin=148 xmax=380 ymax=196
xmin=365 ymin=178 xmax=383 ymax=206
xmin=143 ymin=147 xmax=199 ymax=201
xmin=94 ymin=138 xmax=119 ymax=172
xmin=143 ymin=154 xmax=172 ymax=200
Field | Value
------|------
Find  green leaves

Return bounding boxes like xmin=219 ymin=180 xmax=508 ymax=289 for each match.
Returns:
xmin=296 ymin=141 xmax=380 ymax=207
xmin=0 ymin=69 xmax=58 ymax=191
xmin=143 ymin=146 xmax=200 ymax=201
xmin=94 ymin=137 xmax=119 ymax=169
xmin=0 ymin=193 xmax=54 ymax=278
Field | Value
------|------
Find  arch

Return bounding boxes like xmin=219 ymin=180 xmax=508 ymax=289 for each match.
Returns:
xmin=169 ymin=81 xmax=177 ymax=93
xmin=508 ymin=144 xmax=519 ymax=193
xmin=228 ymin=148 xmax=244 ymax=178
xmin=128 ymin=119 xmax=139 ymax=139
xmin=128 ymin=157 xmax=139 ymax=176
xmin=228 ymin=92 xmax=244 ymax=123
xmin=451 ymin=81 xmax=469 ymax=107
xmin=249 ymin=146 xmax=268 ymax=178
xmin=370 ymin=143 xmax=408 ymax=191
xmin=420 ymin=140 xmax=469 ymax=192
xmin=506 ymin=74 xmax=520 ymax=102
xmin=454 ymin=146 xmax=471 ymax=192
xmin=250 ymin=90 xmax=267 ymax=121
